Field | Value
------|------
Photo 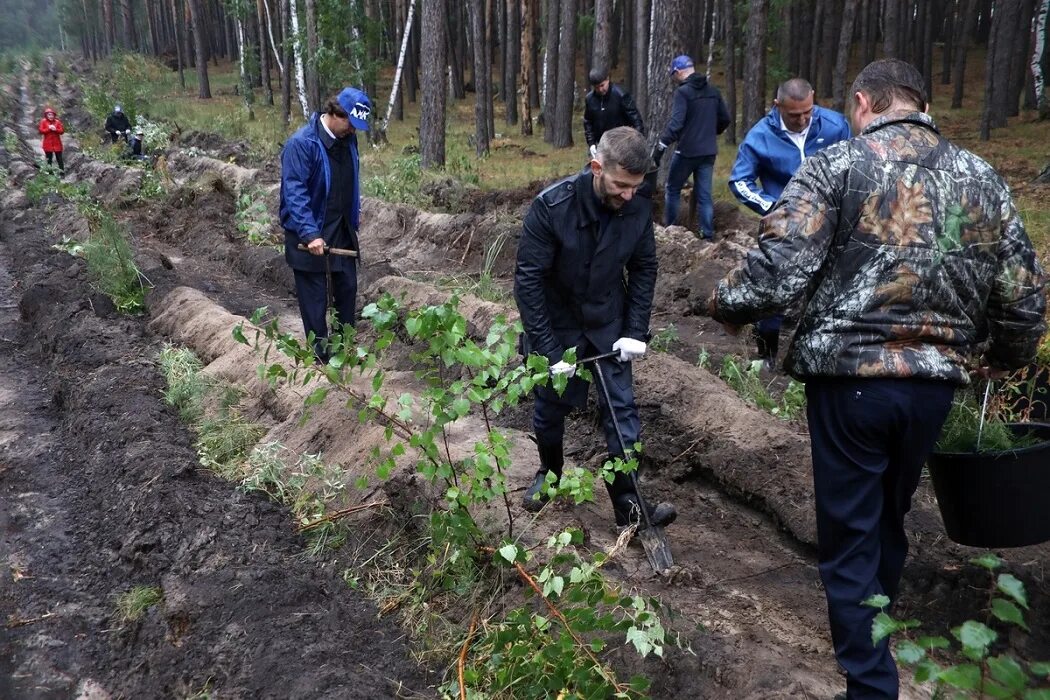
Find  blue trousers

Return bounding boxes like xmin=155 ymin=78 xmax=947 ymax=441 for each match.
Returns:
xmin=532 ymin=340 xmax=639 ymax=460
xmin=806 ymin=378 xmax=955 ymax=699
xmin=292 ymin=263 xmax=357 ymax=358
xmin=664 ymin=153 xmax=716 ymax=238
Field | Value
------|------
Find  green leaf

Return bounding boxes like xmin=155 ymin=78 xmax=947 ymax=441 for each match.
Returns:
xmin=304 ymin=387 xmax=328 ymax=407
xmin=916 ymin=636 xmax=951 ymax=650
xmin=952 ymin=620 xmax=997 ymax=661
xmin=914 ymin=659 xmax=943 ymax=683
xmin=970 ymin=553 xmax=1003 ymax=571
xmin=895 ymin=640 xmax=926 ymax=665
xmin=1030 ymin=662 xmax=1050 ymax=678
xmin=991 ymin=598 xmax=1030 ymax=631
xmin=498 ymin=544 xmax=518 ymax=564
xmin=452 ymin=397 xmax=470 ymax=418
xmin=232 ymin=324 xmax=248 ymax=344
xmin=997 ymin=573 xmax=1029 ymax=609
xmin=1024 ymin=690 xmax=1050 ymax=700
xmin=871 ymin=612 xmax=901 ymax=645
xmin=988 ymin=655 xmax=1027 ymax=693
xmin=590 ymin=639 xmax=606 ymax=653
xmin=862 ymin=594 xmax=891 ymax=609
xmin=938 ymin=664 xmax=981 ymax=690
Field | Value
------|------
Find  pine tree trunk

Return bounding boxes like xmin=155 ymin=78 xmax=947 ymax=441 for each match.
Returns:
xmin=645 ymin=0 xmax=690 ymax=147
xmin=632 ymin=0 xmax=648 ymax=117
xmin=942 ymin=0 xmax=957 ymax=84
xmin=987 ymin=0 xmax=1020 ymax=130
xmin=723 ymin=0 xmax=737 ymax=144
xmin=742 ymin=0 xmax=767 ymax=132
xmin=593 ymin=0 xmax=612 ymax=71
xmin=542 ymin=0 xmax=560 ymax=142
xmin=469 ymin=0 xmax=491 ymax=153
xmin=884 ymin=0 xmax=899 ymax=57
xmin=1034 ymin=0 xmax=1049 ymax=119
xmin=187 ymin=0 xmax=210 ymax=97
xmin=420 ymin=0 xmax=447 ymax=168
xmin=808 ymin=0 xmax=823 ymax=86
xmin=1008 ymin=0 xmax=1038 ymax=116
xmin=551 ymin=0 xmax=576 ymax=147
xmin=520 ymin=0 xmax=534 ymax=134
xmin=922 ymin=0 xmax=934 ymax=100
xmin=171 ymin=0 xmax=186 ymax=88
xmin=952 ymin=0 xmax=979 ymax=108
xmin=817 ymin=0 xmax=840 ymax=98
xmin=832 ymin=0 xmax=858 ymax=112
xmin=445 ymin=0 xmax=466 ymax=100
xmin=256 ymin=0 xmax=273 ymax=105
xmin=281 ymin=0 xmax=292 ymax=122
xmin=506 ymin=0 xmax=520 ymax=124
xmin=303 ymin=0 xmax=320 ymax=109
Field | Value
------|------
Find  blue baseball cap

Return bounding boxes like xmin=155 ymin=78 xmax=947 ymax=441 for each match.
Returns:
xmin=336 ymin=87 xmax=372 ymax=131
xmin=669 ymin=55 xmax=694 ymax=75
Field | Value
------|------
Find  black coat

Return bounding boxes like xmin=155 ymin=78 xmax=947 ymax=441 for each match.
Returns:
xmin=658 ymin=74 xmax=730 ymax=158
xmin=583 ymin=85 xmax=644 ymax=148
xmin=105 ymin=111 xmax=131 ymax=133
xmin=514 ymin=171 xmax=658 ymax=364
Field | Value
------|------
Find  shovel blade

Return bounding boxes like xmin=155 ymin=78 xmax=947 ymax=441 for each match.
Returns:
xmin=637 ymin=525 xmax=674 ymax=575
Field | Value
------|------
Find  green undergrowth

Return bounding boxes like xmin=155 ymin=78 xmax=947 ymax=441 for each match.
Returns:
xmin=866 ymin=554 xmax=1050 ymax=698
xmin=936 ymin=384 xmax=1043 ymax=454
xmin=235 ymin=186 xmax=279 ymax=247
xmin=719 ymin=354 xmax=806 ymax=420
xmin=233 ymin=294 xmax=686 ymax=697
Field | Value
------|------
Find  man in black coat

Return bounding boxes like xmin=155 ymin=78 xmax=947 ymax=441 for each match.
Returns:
xmin=105 ymin=105 xmax=131 ymax=143
xmin=514 ymin=126 xmax=676 ymax=529
xmin=583 ymin=68 xmax=644 ymax=161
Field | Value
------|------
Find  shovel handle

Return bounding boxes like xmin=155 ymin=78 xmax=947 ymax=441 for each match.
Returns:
xmin=297 ymin=244 xmax=359 ymax=257
xmin=590 ymin=357 xmax=656 ymax=532
xmin=576 ymin=349 xmax=620 ymax=365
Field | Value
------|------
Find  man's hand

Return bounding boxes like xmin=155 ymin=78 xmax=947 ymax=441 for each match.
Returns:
xmin=973 ymin=365 xmax=1009 ymax=380
xmin=612 ymin=337 xmax=647 ymax=362
xmin=306 ymin=238 xmax=326 ymax=256
xmin=706 ymin=292 xmax=742 ymax=335
xmin=651 ymin=142 xmax=668 ymax=168
xmin=589 ymin=144 xmax=598 ymax=159
xmin=550 ymin=360 xmax=576 ymax=378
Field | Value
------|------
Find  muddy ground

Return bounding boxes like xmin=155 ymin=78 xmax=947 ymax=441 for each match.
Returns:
xmin=1 ymin=59 xmax=1049 ymax=700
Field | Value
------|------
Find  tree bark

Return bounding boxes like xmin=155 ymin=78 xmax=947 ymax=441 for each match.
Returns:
xmin=817 ymin=0 xmax=840 ymax=97
xmin=742 ymin=0 xmax=767 ymax=132
xmin=303 ymin=0 xmax=320 ymax=110
xmin=420 ymin=0 xmax=447 ymax=168
xmin=551 ymin=0 xmax=576 ymax=147
xmin=506 ymin=0 xmax=520 ymax=124
xmin=288 ymin=0 xmax=310 ymax=116
xmin=952 ymin=0 xmax=980 ymax=108
xmin=831 ymin=0 xmax=858 ymax=112
xmin=542 ymin=0 xmax=560 ymax=142
xmin=884 ymin=0 xmax=899 ymax=57
xmin=986 ymin=0 xmax=1020 ymax=130
xmin=520 ymin=0 xmax=535 ymax=134
xmin=632 ymin=0 xmax=649 ymax=117
xmin=171 ymin=0 xmax=186 ymax=88
xmin=187 ymin=0 xmax=210 ymax=97
xmin=942 ymin=0 xmax=957 ymax=85
xmin=593 ymin=0 xmax=612 ymax=72
xmin=469 ymin=0 xmax=491 ymax=153
xmin=446 ymin=0 xmax=466 ymax=99
xmin=1034 ymin=0 xmax=1049 ymax=118
xmin=723 ymin=0 xmax=737 ymax=144
xmin=281 ymin=0 xmax=292 ymax=123
xmin=1008 ymin=0 xmax=1038 ymax=116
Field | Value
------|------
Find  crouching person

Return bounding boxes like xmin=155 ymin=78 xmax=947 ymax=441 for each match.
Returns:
xmin=513 ymin=126 xmax=676 ymax=530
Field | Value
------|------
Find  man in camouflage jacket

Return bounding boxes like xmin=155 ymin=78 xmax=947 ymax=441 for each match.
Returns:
xmin=710 ymin=60 xmax=1045 ymax=700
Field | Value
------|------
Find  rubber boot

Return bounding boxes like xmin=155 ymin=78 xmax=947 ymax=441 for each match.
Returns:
xmin=522 ymin=441 xmax=563 ymax=512
xmin=605 ymin=460 xmax=677 ymax=529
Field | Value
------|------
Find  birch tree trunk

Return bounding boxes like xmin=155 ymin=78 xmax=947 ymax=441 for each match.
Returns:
xmin=236 ymin=17 xmax=256 ymax=119
xmin=1033 ymin=0 xmax=1049 ymax=118
xmin=288 ymin=0 xmax=310 ymax=117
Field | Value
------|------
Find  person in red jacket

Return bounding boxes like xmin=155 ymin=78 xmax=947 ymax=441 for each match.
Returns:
xmin=38 ymin=107 xmax=65 ymax=174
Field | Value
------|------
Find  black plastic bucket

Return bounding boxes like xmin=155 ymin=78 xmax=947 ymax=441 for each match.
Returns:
xmin=928 ymin=423 xmax=1050 ymax=548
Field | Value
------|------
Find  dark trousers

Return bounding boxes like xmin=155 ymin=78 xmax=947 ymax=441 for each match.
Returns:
xmin=533 ymin=339 xmax=639 ymax=461
xmin=806 ymin=378 xmax=955 ymax=699
xmin=664 ymin=153 xmax=716 ymax=238
xmin=292 ymin=263 xmax=357 ymax=359
xmin=45 ymin=151 xmax=64 ymax=172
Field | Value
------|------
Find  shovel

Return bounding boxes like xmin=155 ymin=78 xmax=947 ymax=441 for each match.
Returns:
xmin=588 ymin=354 xmax=675 ymax=575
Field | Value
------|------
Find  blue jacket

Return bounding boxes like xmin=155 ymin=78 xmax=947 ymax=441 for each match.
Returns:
xmin=728 ymin=105 xmax=851 ymax=215
xmin=658 ymin=74 xmax=731 ymax=158
xmin=279 ymin=114 xmax=361 ymax=272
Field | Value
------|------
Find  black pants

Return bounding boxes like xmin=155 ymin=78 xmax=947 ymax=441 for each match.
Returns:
xmin=292 ymin=262 xmax=357 ymax=360
xmin=806 ymin=378 xmax=954 ymax=699
xmin=45 ymin=151 xmax=64 ymax=173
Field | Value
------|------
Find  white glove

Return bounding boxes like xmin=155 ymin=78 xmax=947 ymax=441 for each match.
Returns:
xmin=589 ymin=144 xmax=598 ymax=159
xmin=612 ymin=337 xmax=647 ymax=362
xmin=550 ymin=360 xmax=576 ymax=378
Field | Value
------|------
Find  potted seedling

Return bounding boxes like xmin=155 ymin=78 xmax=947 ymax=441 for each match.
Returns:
xmin=928 ymin=381 xmax=1050 ymax=548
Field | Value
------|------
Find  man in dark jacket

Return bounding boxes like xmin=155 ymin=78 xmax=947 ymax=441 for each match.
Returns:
xmin=514 ymin=126 xmax=676 ymax=529
xmin=279 ymin=87 xmax=371 ymax=363
xmin=105 ymin=105 xmax=131 ymax=143
xmin=710 ymin=59 xmax=1046 ymax=700
xmin=583 ymin=68 xmax=644 ymax=160
xmin=654 ymin=55 xmax=731 ymax=240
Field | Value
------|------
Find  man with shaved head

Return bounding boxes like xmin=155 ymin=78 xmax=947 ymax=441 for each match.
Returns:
xmin=728 ymin=78 xmax=851 ymax=365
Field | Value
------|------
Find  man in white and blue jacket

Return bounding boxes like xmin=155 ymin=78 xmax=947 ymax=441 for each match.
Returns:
xmin=279 ymin=87 xmax=371 ymax=363
xmin=728 ymin=78 xmax=851 ymax=364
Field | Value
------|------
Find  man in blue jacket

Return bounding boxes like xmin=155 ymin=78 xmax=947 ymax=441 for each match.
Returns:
xmin=279 ymin=87 xmax=371 ymax=363
xmin=653 ymin=55 xmax=731 ymax=240
xmin=728 ymin=78 xmax=851 ymax=364
xmin=515 ymin=127 xmax=676 ymax=530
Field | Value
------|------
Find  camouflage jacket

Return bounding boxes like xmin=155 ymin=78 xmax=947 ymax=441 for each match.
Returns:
xmin=713 ymin=111 xmax=1046 ymax=384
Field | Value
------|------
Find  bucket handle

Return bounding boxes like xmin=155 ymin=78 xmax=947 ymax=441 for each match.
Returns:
xmin=976 ymin=380 xmax=992 ymax=452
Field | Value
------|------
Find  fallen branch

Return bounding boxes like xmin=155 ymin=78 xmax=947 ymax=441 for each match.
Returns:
xmin=7 ymin=611 xmax=54 ymax=628
xmin=297 ymin=500 xmax=389 ymax=532
xmin=458 ymin=612 xmax=479 ymax=700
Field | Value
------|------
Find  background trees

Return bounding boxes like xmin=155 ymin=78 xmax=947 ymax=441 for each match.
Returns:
xmin=16 ymin=0 xmax=1047 ymax=164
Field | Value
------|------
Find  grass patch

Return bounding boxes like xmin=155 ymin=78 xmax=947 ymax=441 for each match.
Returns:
xmin=81 ymin=208 xmax=146 ymax=314
xmin=116 ymin=585 xmax=163 ymax=622
xmin=158 ymin=345 xmax=207 ymax=422
xmin=720 ymin=354 xmax=806 ymax=420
